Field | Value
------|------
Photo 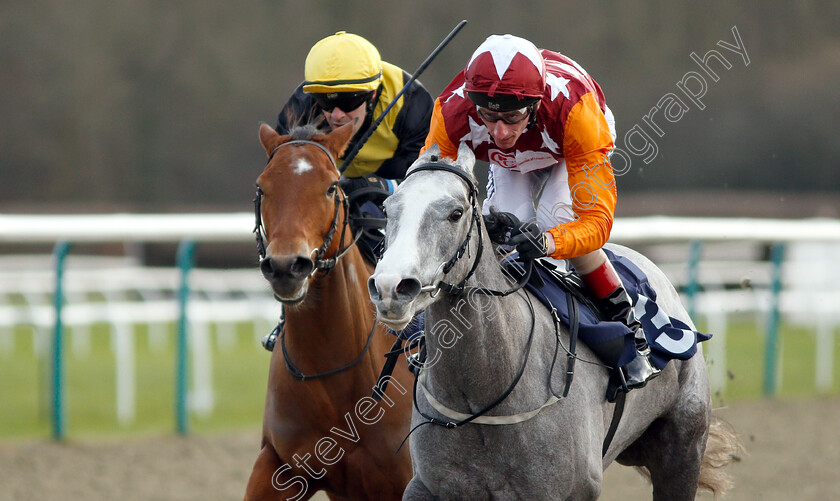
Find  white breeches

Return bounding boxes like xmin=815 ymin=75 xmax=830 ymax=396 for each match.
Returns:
xmin=481 ymin=106 xmax=616 ymax=269
xmin=481 ymin=105 xmax=616 ymax=233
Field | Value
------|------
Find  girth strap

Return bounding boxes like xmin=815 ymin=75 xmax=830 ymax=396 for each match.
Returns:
xmin=602 ymin=391 xmax=626 ymax=457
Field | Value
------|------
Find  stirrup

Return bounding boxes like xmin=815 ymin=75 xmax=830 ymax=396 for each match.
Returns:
xmin=261 ymin=323 xmax=282 ymax=352
xmin=606 ymin=351 xmax=660 ymax=402
xmin=623 ymin=350 xmax=660 ymax=388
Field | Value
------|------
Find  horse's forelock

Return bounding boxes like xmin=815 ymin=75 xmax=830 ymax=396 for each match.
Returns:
xmin=288 ymin=123 xmax=327 ymax=141
xmin=407 ymin=149 xmax=478 ymax=188
xmin=282 ymin=107 xmax=329 ymax=141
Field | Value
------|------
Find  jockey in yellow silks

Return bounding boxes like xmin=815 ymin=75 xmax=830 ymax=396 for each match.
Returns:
xmin=262 ymin=32 xmax=433 ymax=352
xmin=276 ymin=31 xmax=433 ymax=180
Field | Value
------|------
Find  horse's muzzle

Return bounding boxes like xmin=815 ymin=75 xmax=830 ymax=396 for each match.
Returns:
xmin=368 ymin=273 xmax=422 ymax=329
xmin=260 ymin=255 xmax=314 ymax=296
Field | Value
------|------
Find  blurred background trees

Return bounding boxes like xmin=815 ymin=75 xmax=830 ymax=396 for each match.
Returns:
xmin=2 ymin=0 xmax=838 ymax=216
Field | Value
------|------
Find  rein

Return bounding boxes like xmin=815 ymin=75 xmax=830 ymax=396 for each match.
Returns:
xmin=412 ymin=289 xmax=539 ymax=428
xmin=281 ymin=318 xmax=379 ymax=381
xmin=254 ymin=140 xmax=360 ymax=282
xmin=404 ymin=161 xmax=532 ymax=299
xmin=256 ymin=138 xmax=374 ymax=380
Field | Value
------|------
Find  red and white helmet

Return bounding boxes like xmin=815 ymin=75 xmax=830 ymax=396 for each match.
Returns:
xmin=465 ymin=34 xmax=546 ymax=111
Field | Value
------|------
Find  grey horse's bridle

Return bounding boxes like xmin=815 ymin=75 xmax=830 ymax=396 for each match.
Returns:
xmin=405 ymin=160 xmax=532 ymax=299
xmin=374 ymin=160 xmax=576 ymax=434
xmin=403 ymin=160 xmax=485 ymax=298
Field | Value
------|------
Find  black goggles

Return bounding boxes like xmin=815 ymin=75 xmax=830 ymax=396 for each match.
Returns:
xmin=311 ymin=91 xmax=374 ymax=113
xmin=476 ymin=105 xmax=533 ymax=125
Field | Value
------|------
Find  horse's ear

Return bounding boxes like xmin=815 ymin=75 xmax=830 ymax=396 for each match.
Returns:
xmin=407 ymin=144 xmax=441 ymax=174
xmin=322 ymin=122 xmax=356 ymax=159
xmin=259 ymin=122 xmax=284 ymax=156
xmin=454 ymin=142 xmax=476 ymax=176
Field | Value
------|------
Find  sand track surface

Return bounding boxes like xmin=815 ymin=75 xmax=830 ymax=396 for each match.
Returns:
xmin=1 ymin=397 xmax=838 ymax=500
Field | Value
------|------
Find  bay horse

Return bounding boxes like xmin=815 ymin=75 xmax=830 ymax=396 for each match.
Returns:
xmin=244 ymin=122 xmax=413 ymax=500
xmin=369 ymin=144 xmax=741 ymax=500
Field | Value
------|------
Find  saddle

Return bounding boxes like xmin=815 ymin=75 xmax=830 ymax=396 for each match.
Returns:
xmin=525 ymin=251 xmax=711 ymax=372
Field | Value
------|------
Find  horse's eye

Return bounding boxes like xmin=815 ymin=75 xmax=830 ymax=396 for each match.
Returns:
xmin=326 ymin=184 xmax=337 ymax=196
xmin=448 ymin=209 xmax=463 ymax=222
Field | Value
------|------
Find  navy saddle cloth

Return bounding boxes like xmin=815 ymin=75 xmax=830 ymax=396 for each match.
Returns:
xmin=524 ymin=249 xmax=711 ymax=370
xmin=389 ymin=249 xmax=710 ymax=369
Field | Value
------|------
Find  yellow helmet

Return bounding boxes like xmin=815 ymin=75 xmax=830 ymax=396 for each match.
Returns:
xmin=303 ymin=32 xmax=383 ymax=94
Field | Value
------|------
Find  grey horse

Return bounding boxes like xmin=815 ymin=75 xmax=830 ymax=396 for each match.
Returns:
xmin=368 ymin=143 xmax=740 ymax=500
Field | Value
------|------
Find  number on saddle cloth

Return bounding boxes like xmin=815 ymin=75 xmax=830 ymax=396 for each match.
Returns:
xmin=522 ymin=252 xmax=711 ymax=370
xmin=340 ymin=175 xmax=396 ymax=265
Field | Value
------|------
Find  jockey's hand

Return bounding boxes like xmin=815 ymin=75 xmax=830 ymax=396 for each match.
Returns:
xmin=482 ymin=209 xmax=521 ymax=244
xmin=509 ymin=221 xmax=549 ymax=261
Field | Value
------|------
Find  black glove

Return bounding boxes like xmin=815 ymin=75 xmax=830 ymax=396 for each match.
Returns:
xmin=482 ymin=209 xmax=521 ymax=244
xmin=509 ymin=220 xmax=549 ymax=261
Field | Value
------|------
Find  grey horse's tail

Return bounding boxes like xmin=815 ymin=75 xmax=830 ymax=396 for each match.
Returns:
xmin=696 ymin=416 xmax=744 ymax=499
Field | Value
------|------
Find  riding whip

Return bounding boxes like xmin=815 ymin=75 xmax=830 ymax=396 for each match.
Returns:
xmin=338 ymin=19 xmax=468 ymax=173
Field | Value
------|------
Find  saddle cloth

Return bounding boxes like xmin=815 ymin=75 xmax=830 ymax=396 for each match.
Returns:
xmin=389 ymin=249 xmax=710 ymax=370
xmin=524 ymin=249 xmax=711 ymax=370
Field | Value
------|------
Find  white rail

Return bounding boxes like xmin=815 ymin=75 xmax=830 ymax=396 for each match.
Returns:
xmin=2 ymin=213 xmax=840 ymax=243
xmin=1 ymin=214 xmax=838 ymax=431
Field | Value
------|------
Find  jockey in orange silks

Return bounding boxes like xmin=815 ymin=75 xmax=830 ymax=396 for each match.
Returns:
xmin=423 ymin=34 xmax=659 ymax=399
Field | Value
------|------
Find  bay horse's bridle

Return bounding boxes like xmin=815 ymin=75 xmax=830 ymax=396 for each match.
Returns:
xmin=254 ymin=138 xmax=375 ymax=381
xmin=253 ymin=140 xmax=360 ymax=279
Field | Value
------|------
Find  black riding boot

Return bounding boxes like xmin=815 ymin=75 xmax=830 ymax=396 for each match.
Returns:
xmin=598 ymin=284 xmax=660 ymax=401
xmin=261 ymin=311 xmax=284 ymax=352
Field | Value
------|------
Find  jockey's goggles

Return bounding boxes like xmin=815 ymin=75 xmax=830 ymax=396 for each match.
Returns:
xmin=476 ymin=105 xmax=532 ymax=125
xmin=312 ymin=91 xmax=374 ymax=113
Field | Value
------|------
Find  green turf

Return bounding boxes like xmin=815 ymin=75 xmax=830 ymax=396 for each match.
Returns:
xmin=1 ymin=318 xmax=837 ymax=440
xmin=0 ymin=323 xmax=270 ymax=440
xmin=696 ymin=316 xmax=840 ymax=404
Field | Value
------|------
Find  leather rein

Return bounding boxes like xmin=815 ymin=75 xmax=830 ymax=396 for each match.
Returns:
xmin=255 ymin=139 xmax=373 ymax=380
xmin=254 ymin=140 xmax=361 ymax=280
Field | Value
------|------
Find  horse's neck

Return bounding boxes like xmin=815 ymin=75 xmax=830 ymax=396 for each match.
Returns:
xmin=424 ymin=234 xmax=534 ymax=396
xmin=284 ymin=247 xmax=373 ymax=350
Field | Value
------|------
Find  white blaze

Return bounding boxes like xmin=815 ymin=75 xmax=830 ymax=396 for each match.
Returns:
xmin=293 ymin=157 xmax=314 ymax=174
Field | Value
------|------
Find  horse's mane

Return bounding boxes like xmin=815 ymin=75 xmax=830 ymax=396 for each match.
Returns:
xmin=283 ymin=107 xmax=329 ymax=141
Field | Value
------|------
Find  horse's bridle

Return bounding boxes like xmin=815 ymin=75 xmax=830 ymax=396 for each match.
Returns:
xmin=255 ymin=138 xmax=375 ymax=380
xmin=254 ymin=140 xmax=360 ymax=284
xmin=404 ymin=160 xmax=532 ymax=299
xmin=376 ymin=160 xmax=546 ymax=435
xmin=381 ymin=161 xmax=614 ymax=453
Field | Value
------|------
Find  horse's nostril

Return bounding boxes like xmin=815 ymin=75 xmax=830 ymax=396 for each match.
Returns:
xmin=367 ymin=277 xmax=381 ymax=301
xmin=260 ymin=256 xmax=314 ymax=281
xmin=290 ymin=257 xmax=315 ymax=278
xmin=260 ymin=258 xmax=276 ymax=278
xmin=395 ymin=278 xmax=421 ymax=300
